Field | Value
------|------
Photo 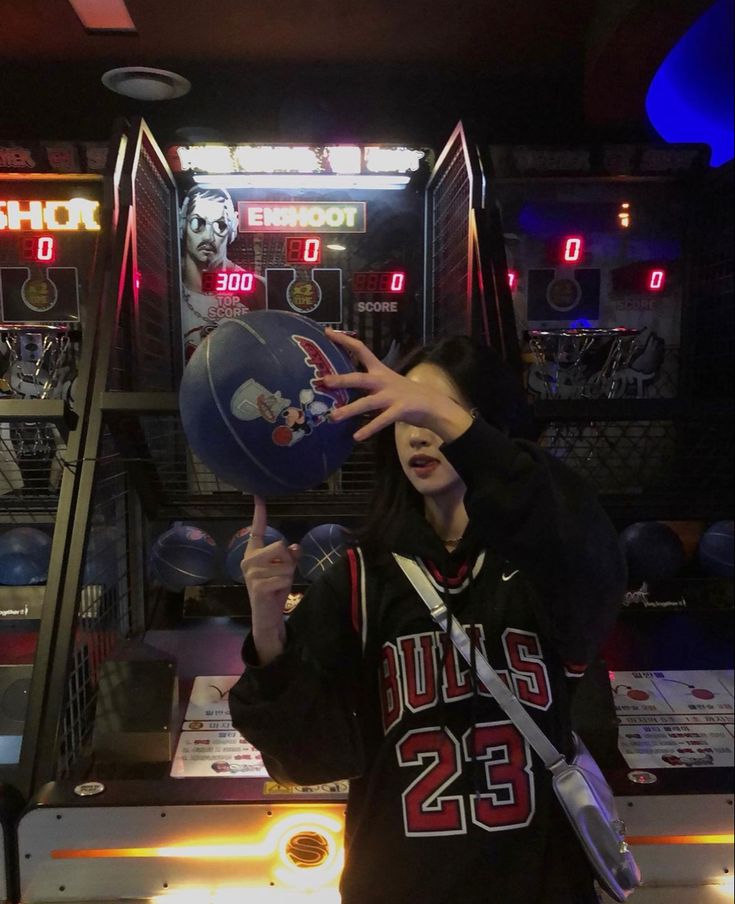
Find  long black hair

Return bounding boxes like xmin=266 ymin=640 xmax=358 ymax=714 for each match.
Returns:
xmin=357 ymin=335 xmax=533 ymax=555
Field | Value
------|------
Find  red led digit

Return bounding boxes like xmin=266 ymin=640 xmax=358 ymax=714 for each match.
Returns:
xmin=20 ymin=235 xmax=57 ymax=262
xmin=304 ymin=237 xmax=321 ymax=263
xmin=286 ymin=236 xmax=322 ymax=265
xmin=648 ymin=269 xmax=665 ymax=291
xmin=389 ymin=272 xmax=405 ymax=292
xmin=215 ymin=272 xmax=228 ymax=292
xmin=508 ymin=270 xmax=517 ymax=290
xmin=563 ymin=236 xmax=583 ymax=263
xmin=353 ymin=272 xmax=365 ymax=292
xmin=36 ymin=235 xmax=56 ymax=262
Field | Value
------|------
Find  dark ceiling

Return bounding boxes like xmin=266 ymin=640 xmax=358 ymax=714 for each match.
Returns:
xmin=0 ymin=0 xmax=712 ymax=151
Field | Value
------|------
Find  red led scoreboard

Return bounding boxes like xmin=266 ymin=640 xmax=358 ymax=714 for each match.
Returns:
xmin=168 ymin=143 xmax=432 ymax=362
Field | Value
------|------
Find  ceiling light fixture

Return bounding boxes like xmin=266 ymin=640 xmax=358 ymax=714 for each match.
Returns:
xmin=101 ymin=67 xmax=191 ymax=101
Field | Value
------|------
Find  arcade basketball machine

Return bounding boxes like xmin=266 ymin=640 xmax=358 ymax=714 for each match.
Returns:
xmin=10 ymin=119 xmax=514 ymax=903
xmin=488 ymin=143 xmax=733 ymax=903
xmin=10 ymin=123 xmax=515 ymax=904
xmin=0 ymin=140 xmax=110 ymax=902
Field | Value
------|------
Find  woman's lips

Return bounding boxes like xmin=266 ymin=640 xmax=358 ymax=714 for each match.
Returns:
xmin=409 ymin=455 xmax=440 ymax=477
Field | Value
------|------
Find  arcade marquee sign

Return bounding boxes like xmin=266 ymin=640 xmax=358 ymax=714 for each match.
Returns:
xmin=239 ymin=201 xmax=366 ymax=233
xmin=168 ymin=144 xmax=431 ymax=176
xmin=0 ymin=198 xmax=101 ymax=232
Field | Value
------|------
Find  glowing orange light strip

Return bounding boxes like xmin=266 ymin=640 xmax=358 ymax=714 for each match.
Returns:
xmin=52 ymin=814 xmax=344 ymax=863
xmin=627 ymin=834 xmax=734 ymax=846
xmin=54 ymin=848 xmax=156 ymax=859
xmin=53 ymin=844 xmax=272 ymax=860
xmin=53 ymin=832 xmax=735 ymax=859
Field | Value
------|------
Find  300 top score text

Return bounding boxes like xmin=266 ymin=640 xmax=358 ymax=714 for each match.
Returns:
xmin=201 ymin=271 xmax=256 ymax=294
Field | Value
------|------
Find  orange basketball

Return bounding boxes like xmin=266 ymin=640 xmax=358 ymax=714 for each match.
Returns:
xmin=661 ymin=520 xmax=706 ymax=562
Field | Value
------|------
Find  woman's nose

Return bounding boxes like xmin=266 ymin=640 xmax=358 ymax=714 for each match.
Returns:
xmin=408 ymin=426 xmax=431 ymax=447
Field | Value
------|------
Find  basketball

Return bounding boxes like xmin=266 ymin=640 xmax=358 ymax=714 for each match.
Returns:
xmin=179 ymin=311 xmax=357 ymax=496
xmin=225 ymin=525 xmax=286 ymax=583
xmin=619 ymin=521 xmax=685 ymax=587
xmin=661 ymin=520 xmax=706 ymax=562
xmin=298 ymin=523 xmax=350 ymax=583
xmin=82 ymin=526 xmax=120 ymax=586
xmin=698 ymin=520 xmax=734 ymax=579
xmin=149 ymin=523 xmax=219 ymax=591
xmin=0 ymin=527 xmax=52 ymax=585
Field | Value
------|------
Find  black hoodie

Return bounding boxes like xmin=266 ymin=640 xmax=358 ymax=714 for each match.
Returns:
xmin=229 ymin=418 xmax=626 ymax=904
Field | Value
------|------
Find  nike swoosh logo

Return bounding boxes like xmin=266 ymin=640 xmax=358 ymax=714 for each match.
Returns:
xmin=501 ymin=570 xmax=519 ymax=582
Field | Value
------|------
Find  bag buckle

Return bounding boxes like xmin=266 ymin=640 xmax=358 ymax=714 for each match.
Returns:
xmin=547 ymin=754 xmax=567 ymax=775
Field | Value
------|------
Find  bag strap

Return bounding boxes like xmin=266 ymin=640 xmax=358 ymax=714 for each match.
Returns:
xmin=393 ymin=552 xmax=567 ymax=771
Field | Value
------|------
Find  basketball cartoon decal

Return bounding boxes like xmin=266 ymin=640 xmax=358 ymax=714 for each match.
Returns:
xmin=229 ymin=333 xmax=349 ymax=448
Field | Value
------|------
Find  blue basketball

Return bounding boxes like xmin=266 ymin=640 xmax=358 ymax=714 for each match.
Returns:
xmin=298 ymin=523 xmax=350 ymax=583
xmin=179 ymin=311 xmax=357 ymax=496
xmin=82 ymin=526 xmax=120 ymax=586
xmin=698 ymin=520 xmax=734 ymax=579
xmin=0 ymin=527 xmax=52 ymax=585
xmin=619 ymin=521 xmax=685 ymax=586
xmin=149 ymin=523 xmax=219 ymax=591
xmin=225 ymin=525 xmax=286 ymax=583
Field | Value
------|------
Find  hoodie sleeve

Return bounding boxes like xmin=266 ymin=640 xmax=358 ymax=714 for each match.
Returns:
xmin=441 ymin=417 xmax=626 ymax=664
xmin=228 ymin=556 xmax=365 ymax=785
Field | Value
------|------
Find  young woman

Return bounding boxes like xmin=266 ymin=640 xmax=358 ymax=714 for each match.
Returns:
xmin=229 ymin=329 xmax=626 ymax=904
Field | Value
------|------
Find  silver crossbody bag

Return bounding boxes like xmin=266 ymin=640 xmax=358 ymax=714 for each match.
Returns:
xmin=393 ymin=553 xmax=642 ymax=903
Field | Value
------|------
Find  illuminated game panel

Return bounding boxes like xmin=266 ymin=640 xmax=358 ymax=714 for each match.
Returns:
xmin=0 ymin=189 xmax=100 ymax=326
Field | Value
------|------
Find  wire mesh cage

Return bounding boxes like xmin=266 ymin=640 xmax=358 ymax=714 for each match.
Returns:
xmin=109 ymin=136 xmax=180 ymax=394
xmin=0 ymin=420 xmax=70 ymax=505
xmin=426 ymin=130 xmax=473 ymax=339
xmin=109 ymin=408 xmax=378 ymax=520
xmin=537 ymin=416 xmax=732 ymax=513
xmin=54 ymin=430 xmax=136 ymax=780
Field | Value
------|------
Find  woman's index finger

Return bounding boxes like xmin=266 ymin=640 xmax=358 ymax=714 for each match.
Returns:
xmin=326 ymin=327 xmax=381 ymax=371
xmin=248 ymin=495 xmax=268 ymax=549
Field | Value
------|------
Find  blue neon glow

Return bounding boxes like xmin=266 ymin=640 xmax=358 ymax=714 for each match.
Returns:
xmin=646 ymin=0 xmax=734 ymax=167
